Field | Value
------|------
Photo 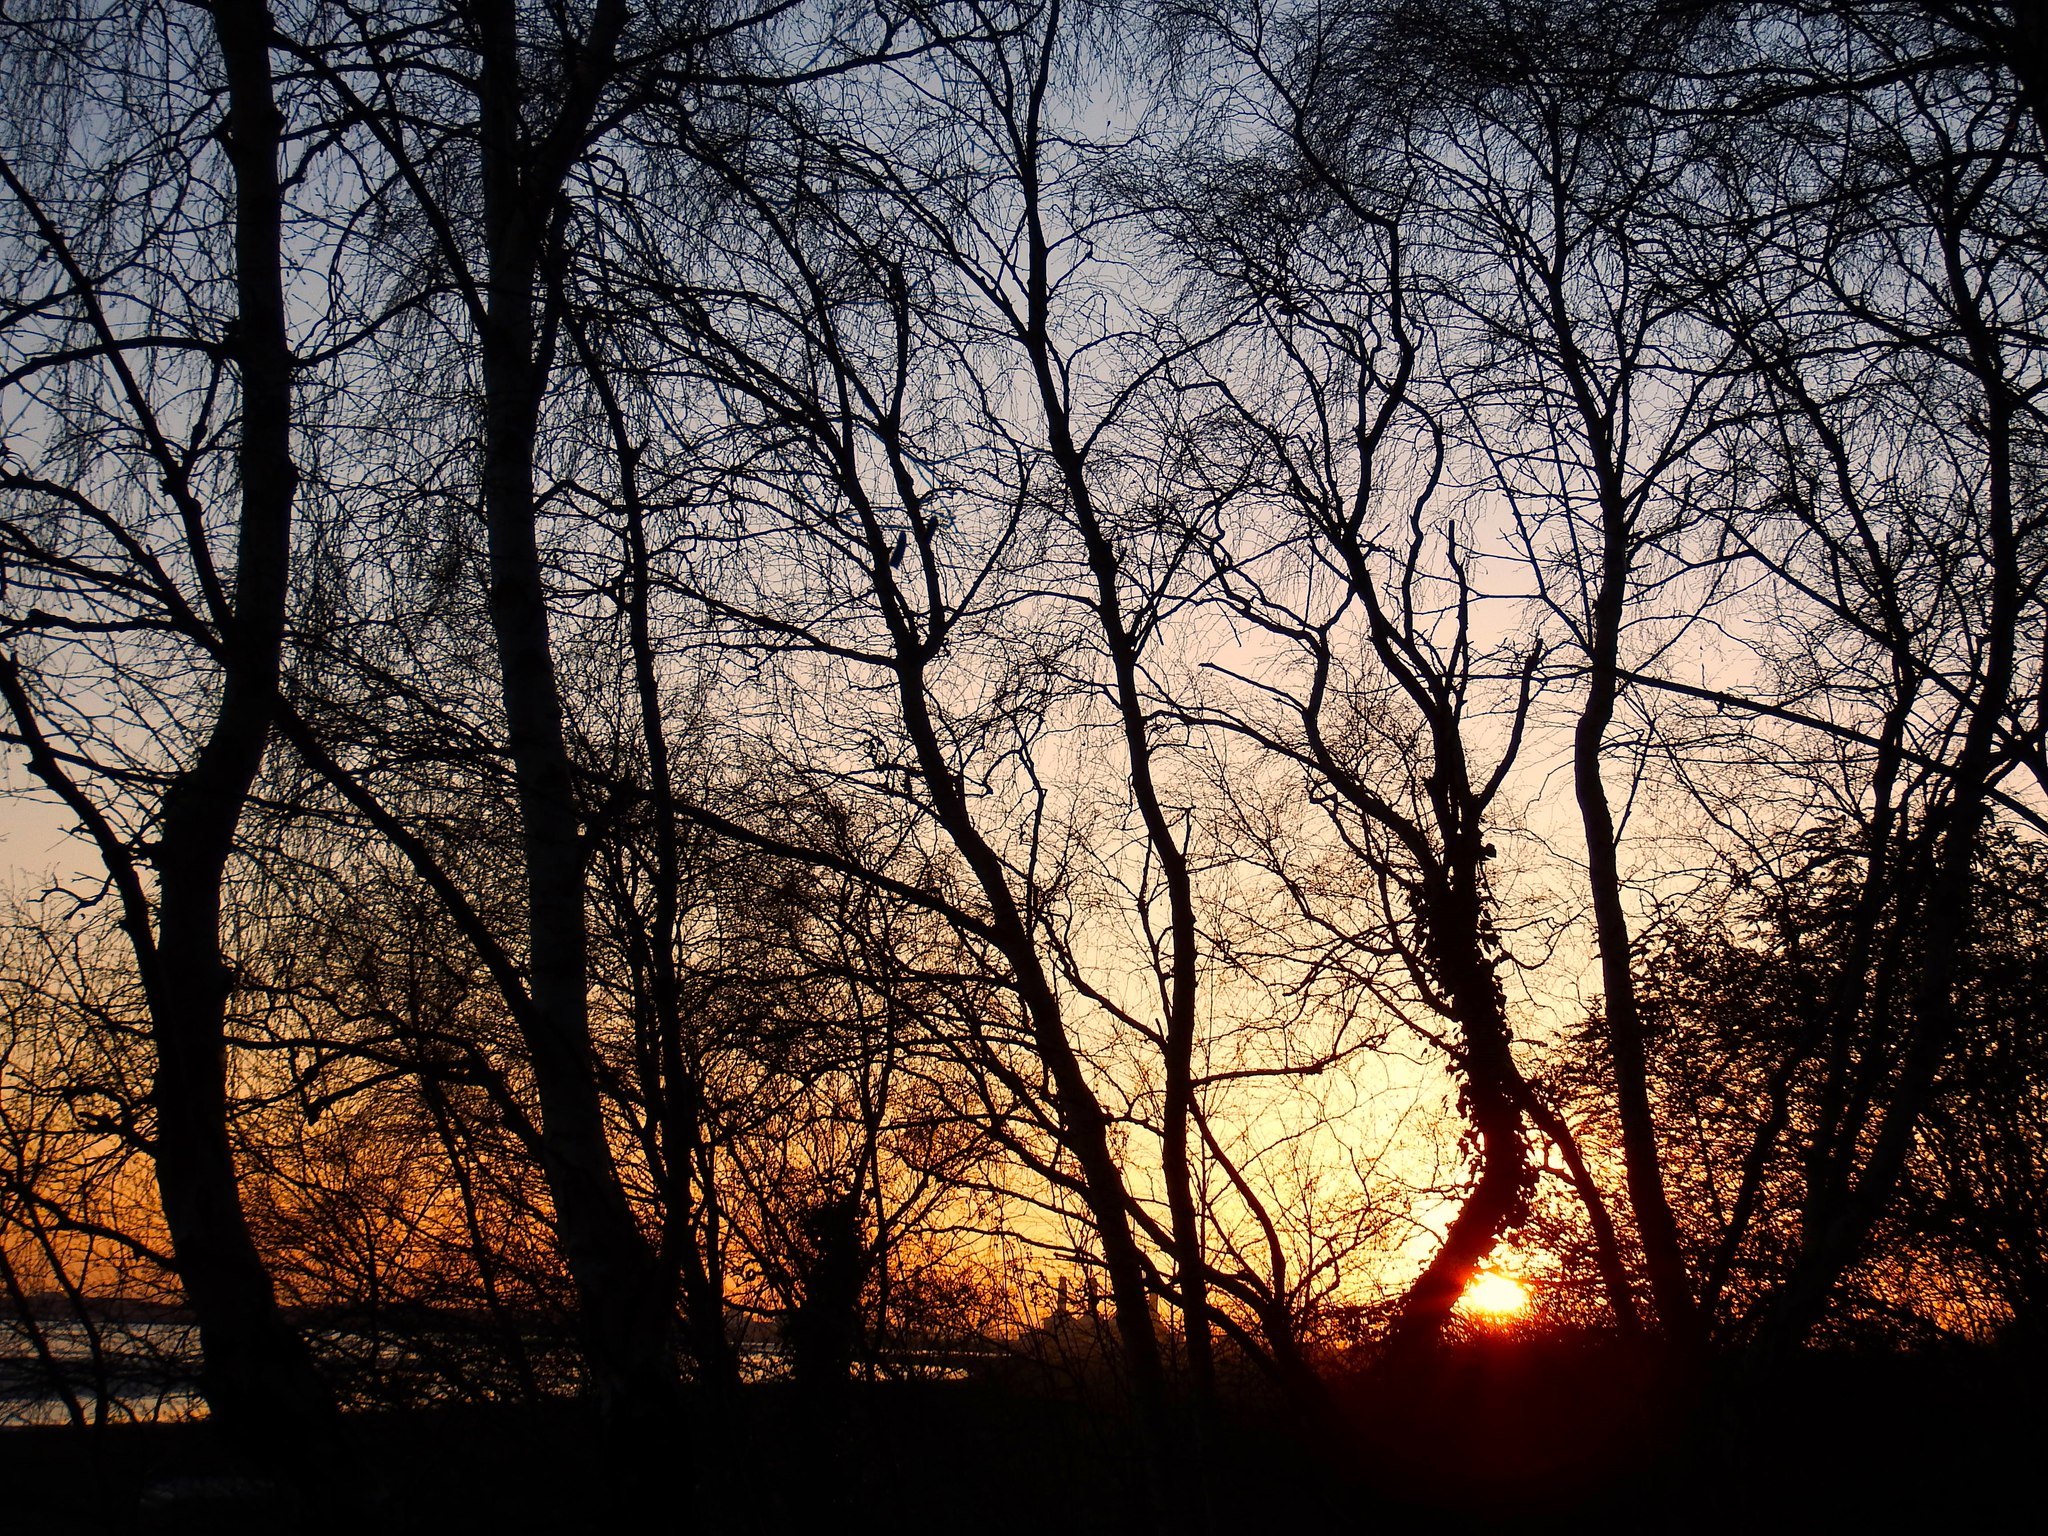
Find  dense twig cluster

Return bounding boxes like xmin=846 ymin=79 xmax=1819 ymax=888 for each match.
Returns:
xmin=0 ymin=0 xmax=2042 ymax=1447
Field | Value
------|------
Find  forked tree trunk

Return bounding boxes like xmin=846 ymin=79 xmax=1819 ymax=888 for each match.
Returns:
xmin=1007 ymin=11 xmax=1207 ymax=1395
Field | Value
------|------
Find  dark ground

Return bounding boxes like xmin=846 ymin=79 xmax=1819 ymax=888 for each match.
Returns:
xmin=2 ymin=1341 xmax=2039 ymax=1532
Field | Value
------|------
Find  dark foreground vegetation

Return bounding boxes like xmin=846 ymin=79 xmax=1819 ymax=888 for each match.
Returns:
xmin=3 ymin=1341 xmax=2041 ymax=1532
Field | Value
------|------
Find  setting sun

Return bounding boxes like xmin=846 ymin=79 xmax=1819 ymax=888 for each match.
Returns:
xmin=1457 ymin=1272 xmax=1531 ymax=1320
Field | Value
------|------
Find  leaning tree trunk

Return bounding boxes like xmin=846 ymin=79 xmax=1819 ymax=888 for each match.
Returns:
xmin=888 ymin=659 xmax=1168 ymax=1407
xmin=1387 ymin=868 xmax=1532 ymax=1354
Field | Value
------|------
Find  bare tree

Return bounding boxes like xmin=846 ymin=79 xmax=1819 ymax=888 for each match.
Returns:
xmin=0 ymin=0 xmax=336 ymax=1432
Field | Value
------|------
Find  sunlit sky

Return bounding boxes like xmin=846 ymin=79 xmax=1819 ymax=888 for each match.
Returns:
xmin=0 ymin=758 xmax=73 ymax=887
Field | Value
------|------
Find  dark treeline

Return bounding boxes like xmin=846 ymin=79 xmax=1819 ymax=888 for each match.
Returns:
xmin=0 ymin=0 xmax=2043 ymax=1514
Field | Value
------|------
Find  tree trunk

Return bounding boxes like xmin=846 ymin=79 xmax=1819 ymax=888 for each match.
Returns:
xmin=472 ymin=0 xmax=675 ymax=1415
xmin=1572 ymin=496 xmax=1701 ymax=1345
xmin=141 ymin=0 xmax=332 ymax=1436
xmin=619 ymin=375 xmax=735 ymax=1393
xmin=1389 ymin=877 xmax=1531 ymax=1353
xmin=1044 ymin=394 xmax=1212 ymax=1398
xmin=1763 ymin=285 xmax=2021 ymax=1347
xmin=889 ymin=663 xmax=1167 ymax=1405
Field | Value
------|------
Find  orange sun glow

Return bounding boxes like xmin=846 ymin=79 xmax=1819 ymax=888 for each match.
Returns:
xmin=1456 ymin=1271 xmax=1530 ymax=1320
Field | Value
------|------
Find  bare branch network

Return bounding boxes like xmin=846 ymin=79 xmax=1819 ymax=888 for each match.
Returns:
xmin=0 ymin=0 xmax=2043 ymax=1484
